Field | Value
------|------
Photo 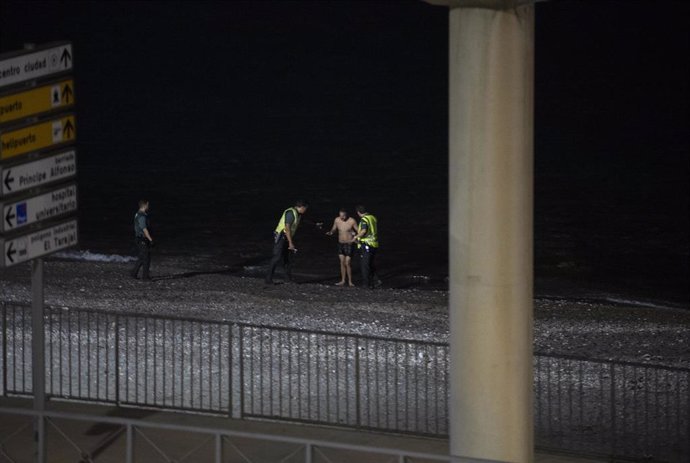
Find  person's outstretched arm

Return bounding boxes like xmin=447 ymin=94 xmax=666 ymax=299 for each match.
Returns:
xmin=326 ymin=219 xmax=337 ymax=236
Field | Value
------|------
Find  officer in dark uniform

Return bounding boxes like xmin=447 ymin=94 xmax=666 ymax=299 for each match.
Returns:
xmin=265 ymin=200 xmax=309 ymax=284
xmin=130 ymin=199 xmax=153 ymax=280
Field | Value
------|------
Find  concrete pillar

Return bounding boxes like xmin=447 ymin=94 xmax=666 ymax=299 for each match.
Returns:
xmin=431 ymin=0 xmax=535 ymax=461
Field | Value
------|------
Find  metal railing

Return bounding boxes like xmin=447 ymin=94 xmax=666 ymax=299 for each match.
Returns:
xmin=0 ymin=406 xmax=451 ymax=463
xmin=1 ymin=301 xmax=689 ymax=461
xmin=534 ymin=354 xmax=689 ymax=461
xmin=1 ymin=302 xmax=448 ymax=435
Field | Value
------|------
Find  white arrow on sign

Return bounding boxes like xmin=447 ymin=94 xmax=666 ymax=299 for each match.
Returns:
xmin=0 ymin=149 xmax=77 ymax=197
xmin=1 ymin=219 xmax=77 ymax=268
xmin=0 ymin=183 xmax=77 ymax=233
xmin=0 ymin=43 xmax=72 ymax=89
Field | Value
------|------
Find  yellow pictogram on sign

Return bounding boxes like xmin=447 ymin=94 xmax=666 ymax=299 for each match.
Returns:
xmin=0 ymin=115 xmax=75 ymax=160
xmin=0 ymin=80 xmax=75 ymax=125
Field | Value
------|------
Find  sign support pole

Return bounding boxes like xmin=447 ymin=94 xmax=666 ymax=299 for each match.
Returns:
xmin=31 ymin=257 xmax=46 ymax=463
xmin=22 ymin=39 xmax=46 ymax=463
xmin=1 ymin=40 xmax=75 ymax=462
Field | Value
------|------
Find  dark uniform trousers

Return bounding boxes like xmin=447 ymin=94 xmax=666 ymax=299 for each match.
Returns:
xmin=360 ymin=245 xmax=377 ymax=288
xmin=131 ymin=238 xmax=151 ymax=279
xmin=265 ymin=233 xmax=292 ymax=283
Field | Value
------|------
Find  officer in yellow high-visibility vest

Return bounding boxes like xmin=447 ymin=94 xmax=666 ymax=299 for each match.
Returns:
xmin=353 ymin=204 xmax=380 ymax=288
xmin=265 ymin=200 xmax=309 ymax=284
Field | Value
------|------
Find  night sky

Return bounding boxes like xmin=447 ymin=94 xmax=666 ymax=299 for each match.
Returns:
xmin=0 ymin=0 xmax=688 ymax=304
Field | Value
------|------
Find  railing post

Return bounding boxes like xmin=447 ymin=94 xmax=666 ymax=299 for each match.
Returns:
xmin=215 ymin=433 xmax=222 ymax=463
xmin=686 ymin=371 xmax=689 ymax=457
xmin=238 ymin=325 xmax=245 ymax=419
xmin=115 ymin=315 xmax=120 ymax=406
xmin=36 ymin=411 xmax=46 ymax=463
xmin=305 ymin=443 xmax=312 ymax=463
xmin=2 ymin=302 xmax=7 ymax=397
xmin=610 ymin=363 xmax=616 ymax=457
xmin=355 ymin=338 xmax=361 ymax=428
xmin=228 ymin=323 xmax=233 ymax=418
xmin=126 ymin=423 xmax=134 ymax=463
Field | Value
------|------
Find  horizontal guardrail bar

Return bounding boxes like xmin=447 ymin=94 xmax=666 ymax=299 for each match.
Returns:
xmin=0 ymin=406 xmax=452 ymax=461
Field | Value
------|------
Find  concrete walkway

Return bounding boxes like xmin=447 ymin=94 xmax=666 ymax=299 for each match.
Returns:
xmin=0 ymin=398 xmax=605 ymax=463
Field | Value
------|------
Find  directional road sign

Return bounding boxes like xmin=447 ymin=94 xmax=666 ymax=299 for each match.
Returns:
xmin=0 ymin=114 xmax=75 ymax=160
xmin=1 ymin=218 xmax=77 ymax=268
xmin=0 ymin=79 xmax=74 ymax=124
xmin=0 ymin=183 xmax=77 ymax=233
xmin=0 ymin=149 xmax=76 ymax=197
xmin=0 ymin=43 xmax=72 ymax=88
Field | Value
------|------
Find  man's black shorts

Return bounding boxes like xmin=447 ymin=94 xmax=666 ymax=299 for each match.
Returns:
xmin=338 ymin=242 xmax=354 ymax=257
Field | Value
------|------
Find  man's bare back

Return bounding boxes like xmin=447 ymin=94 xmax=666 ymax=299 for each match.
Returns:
xmin=333 ymin=217 xmax=357 ymax=243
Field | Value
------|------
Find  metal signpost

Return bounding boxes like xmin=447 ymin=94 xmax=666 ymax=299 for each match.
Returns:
xmin=0 ymin=42 xmax=77 ymax=463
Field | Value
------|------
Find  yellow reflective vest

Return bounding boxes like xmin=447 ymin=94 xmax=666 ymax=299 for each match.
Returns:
xmin=274 ymin=207 xmax=301 ymax=236
xmin=358 ymin=214 xmax=379 ymax=248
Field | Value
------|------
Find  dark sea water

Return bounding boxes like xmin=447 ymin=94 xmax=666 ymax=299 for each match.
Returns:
xmin=71 ymin=136 xmax=688 ymax=308
xmin=1 ymin=1 xmax=688 ymax=308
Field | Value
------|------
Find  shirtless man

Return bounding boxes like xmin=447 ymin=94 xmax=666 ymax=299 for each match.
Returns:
xmin=326 ymin=208 xmax=358 ymax=286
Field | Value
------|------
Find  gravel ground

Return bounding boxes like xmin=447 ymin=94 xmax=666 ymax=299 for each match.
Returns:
xmin=1 ymin=257 xmax=689 ymax=461
xmin=1 ymin=257 xmax=688 ymax=367
xmin=0 ymin=258 xmax=690 ymax=366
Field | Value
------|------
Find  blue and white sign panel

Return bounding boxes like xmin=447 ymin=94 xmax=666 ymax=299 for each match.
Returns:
xmin=0 ymin=183 xmax=77 ymax=233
